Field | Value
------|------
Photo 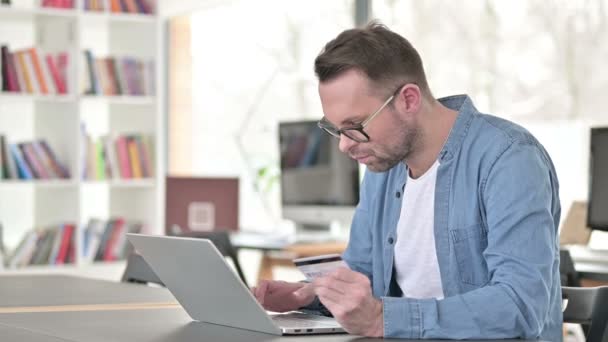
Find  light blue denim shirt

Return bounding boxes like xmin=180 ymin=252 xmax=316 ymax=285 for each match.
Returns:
xmin=343 ymin=95 xmax=562 ymax=341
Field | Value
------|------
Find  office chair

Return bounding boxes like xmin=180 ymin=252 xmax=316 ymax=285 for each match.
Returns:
xmin=562 ymin=286 xmax=608 ymax=342
xmin=177 ymin=230 xmax=248 ymax=287
xmin=121 ymin=252 xmax=164 ymax=286
xmin=560 ymin=249 xmax=581 ymax=287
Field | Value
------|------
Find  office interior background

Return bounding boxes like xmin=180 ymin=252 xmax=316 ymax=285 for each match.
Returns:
xmin=0 ymin=0 xmax=607 ymax=286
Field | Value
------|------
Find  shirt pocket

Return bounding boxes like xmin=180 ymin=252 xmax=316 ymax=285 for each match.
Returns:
xmin=450 ymin=223 xmax=489 ymax=286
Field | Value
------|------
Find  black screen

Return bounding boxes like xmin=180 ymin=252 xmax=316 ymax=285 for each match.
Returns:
xmin=279 ymin=121 xmax=359 ymax=206
xmin=588 ymin=128 xmax=608 ymax=230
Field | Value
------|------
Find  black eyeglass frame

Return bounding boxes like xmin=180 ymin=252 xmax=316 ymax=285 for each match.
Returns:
xmin=317 ymin=84 xmax=407 ymax=143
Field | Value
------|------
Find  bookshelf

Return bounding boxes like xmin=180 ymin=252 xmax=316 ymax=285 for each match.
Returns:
xmin=0 ymin=0 xmax=164 ymax=277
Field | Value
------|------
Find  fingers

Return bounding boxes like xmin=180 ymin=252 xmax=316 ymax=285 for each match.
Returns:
xmin=328 ymin=267 xmax=368 ymax=284
xmin=293 ymin=283 xmax=315 ymax=306
xmin=253 ymin=281 xmax=269 ymax=305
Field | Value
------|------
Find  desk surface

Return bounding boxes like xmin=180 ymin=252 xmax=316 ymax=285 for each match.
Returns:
xmin=0 ymin=323 xmax=69 ymax=342
xmin=0 ymin=306 xmax=544 ymax=342
xmin=566 ymin=244 xmax=608 ymax=281
xmin=0 ymin=274 xmax=175 ymax=308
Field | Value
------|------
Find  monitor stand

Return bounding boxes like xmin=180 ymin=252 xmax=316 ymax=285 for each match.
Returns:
xmin=292 ymin=222 xmax=345 ymax=244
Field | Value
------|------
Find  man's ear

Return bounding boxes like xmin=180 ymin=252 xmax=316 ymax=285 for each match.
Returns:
xmin=396 ymin=84 xmax=422 ymax=114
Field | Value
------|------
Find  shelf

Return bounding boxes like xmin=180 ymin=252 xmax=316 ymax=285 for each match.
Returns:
xmin=80 ymin=95 xmax=156 ymax=105
xmin=0 ymin=261 xmax=127 ymax=281
xmin=81 ymin=179 xmax=155 ymax=188
xmin=0 ymin=6 xmax=155 ymax=24
xmin=0 ymin=5 xmax=77 ymax=21
xmin=81 ymin=11 xmax=157 ymax=25
xmin=0 ymin=93 xmax=77 ymax=103
xmin=0 ymin=180 xmax=78 ymax=189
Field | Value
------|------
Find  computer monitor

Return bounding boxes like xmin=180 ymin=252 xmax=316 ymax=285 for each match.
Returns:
xmin=587 ymin=127 xmax=608 ymax=231
xmin=278 ymin=121 xmax=360 ymax=235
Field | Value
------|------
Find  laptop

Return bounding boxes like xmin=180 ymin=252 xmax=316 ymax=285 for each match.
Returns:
xmin=126 ymin=234 xmax=345 ymax=335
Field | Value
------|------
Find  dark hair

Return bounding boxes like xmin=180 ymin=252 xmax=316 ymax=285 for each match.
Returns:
xmin=314 ymin=21 xmax=432 ymax=98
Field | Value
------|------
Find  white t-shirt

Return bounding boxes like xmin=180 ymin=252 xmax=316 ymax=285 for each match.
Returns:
xmin=394 ymin=160 xmax=444 ymax=299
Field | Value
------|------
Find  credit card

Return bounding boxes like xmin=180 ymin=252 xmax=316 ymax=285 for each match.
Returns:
xmin=293 ymin=254 xmax=347 ymax=281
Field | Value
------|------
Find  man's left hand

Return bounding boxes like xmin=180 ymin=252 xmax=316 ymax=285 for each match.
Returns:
xmin=312 ymin=268 xmax=383 ymax=337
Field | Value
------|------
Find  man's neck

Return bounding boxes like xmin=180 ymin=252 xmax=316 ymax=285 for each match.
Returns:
xmin=405 ymin=100 xmax=458 ymax=179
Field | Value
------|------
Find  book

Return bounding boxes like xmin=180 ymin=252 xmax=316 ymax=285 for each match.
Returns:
xmin=83 ymin=50 xmax=100 ymax=95
xmin=2 ymin=137 xmax=18 ymax=179
xmin=55 ymin=223 xmax=74 ymax=264
xmin=127 ymin=136 xmax=143 ymax=178
xmin=57 ymin=52 xmax=69 ymax=93
xmin=15 ymin=51 xmax=34 ymax=93
xmin=1 ymin=45 xmax=8 ymax=92
xmin=95 ymin=139 xmax=106 ymax=179
xmin=45 ymin=54 xmax=66 ymax=94
xmin=39 ymin=139 xmax=70 ymax=178
xmin=48 ymin=224 xmax=64 ymax=264
xmin=94 ymin=220 xmax=115 ymax=261
xmin=9 ymin=144 xmax=33 ymax=179
xmin=0 ymin=135 xmax=5 ymax=179
xmin=103 ymin=218 xmax=125 ymax=261
xmin=32 ymin=141 xmax=58 ymax=178
xmin=5 ymin=50 xmax=20 ymax=92
xmin=28 ymin=48 xmax=49 ymax=94
xmin=19 ymin=143 xmax=49 ymax=179
xmin=115 ymin=136 xmax=132 ymax=178
xmin=83 ymin=218 xmax=105 ymax=262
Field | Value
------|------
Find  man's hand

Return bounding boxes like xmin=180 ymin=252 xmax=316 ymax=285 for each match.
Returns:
xmin=312 ymin=268 xmax=383 ymax=337
xmin=251 ymin=280 xmax=315 ymax=312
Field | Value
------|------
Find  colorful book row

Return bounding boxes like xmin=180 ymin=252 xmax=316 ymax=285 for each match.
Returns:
xmin=0 ymin=136 xmax=70 ymax=180
xmin=8 ymin=223 xmax=78 ymax=268
xmin=86 ymin=0 xmax=154 ymax=14
xmin=83 ymin=50 xmax=155 ymax=96
xmin=82 ymin=217 xmax=143 ymax=263
xmin=0 ymin=46 xmax=69 ymax=96
xmin=5 ymin=217 xmax=143 ymax=268
xmin=81 ymin=128 xmax=153 ymax=180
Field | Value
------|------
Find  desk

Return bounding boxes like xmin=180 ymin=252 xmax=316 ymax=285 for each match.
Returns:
xmin=0 ymin=306 xmax=545 ymax=342
xmin=231 ymin=233 xmax=347 ymax=281
xmin=0 ymin=274 xmax=545 ymax=342
xmin=0 ymin=323 xmax=68 ymax=342
xmin=566 ymin=245 xmax=608 ymax=283
xmin=0 ymin=274 xmax=176 ymax=309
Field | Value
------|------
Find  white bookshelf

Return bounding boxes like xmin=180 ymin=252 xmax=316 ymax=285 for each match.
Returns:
xmin=0 ymin=0 xmax=164 ymax=277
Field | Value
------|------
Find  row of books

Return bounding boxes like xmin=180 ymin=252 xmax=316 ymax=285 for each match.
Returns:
xmin=2 ymin=0 xmax=154 ymax=14
xmin=1 ymin=46 xmax=70 ymax=95
xmin=82 ymin=217 xmax=143 ymax=263
xmin=85 ymin=0 xmax=154 ymax=14
xmin=0 ymin=136 xmax=70 ymax=180
xmin=8 ymin=223 xmax=78 ymax=268
xmin=5 ymin=217 xmax=143 ymax=268
xmin=83 ymin=50 xmax=155 ymax=97
xmin=82 ymin=128 xmax=154 ymax=180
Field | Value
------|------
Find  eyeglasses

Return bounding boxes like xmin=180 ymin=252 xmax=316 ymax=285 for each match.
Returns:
xmin=317 ymin=85 xmax=402 ymax=143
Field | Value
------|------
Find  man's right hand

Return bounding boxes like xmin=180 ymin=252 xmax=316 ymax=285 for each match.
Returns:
xmin=251 ymin=280 xmax=315 ymax=312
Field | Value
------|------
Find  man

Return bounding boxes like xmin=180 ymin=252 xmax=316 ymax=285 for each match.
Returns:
xmin=252 ymin=22 xmax=562 ymax=340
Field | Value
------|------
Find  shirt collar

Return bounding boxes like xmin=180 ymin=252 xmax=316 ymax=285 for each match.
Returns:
xmin=436 ymin=94 xmax=478 ymax=162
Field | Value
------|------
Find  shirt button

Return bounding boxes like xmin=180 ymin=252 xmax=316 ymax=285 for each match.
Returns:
xmin=396 ymin=191 xmax=401 ymax=198
xmin=388 ymin=237 xmax=394 ymax=244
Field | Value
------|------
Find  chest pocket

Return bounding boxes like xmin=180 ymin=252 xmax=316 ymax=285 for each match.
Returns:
xmin=450 ymin=223 xmax=489 ymax=286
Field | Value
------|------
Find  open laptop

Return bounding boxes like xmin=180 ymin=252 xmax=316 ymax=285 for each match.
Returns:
xmin=126 ymin=234 xmax=345 ymax=335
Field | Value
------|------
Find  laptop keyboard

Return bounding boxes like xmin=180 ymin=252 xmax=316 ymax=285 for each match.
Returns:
xmin=271 ymin=312 xmax=339 ymax=328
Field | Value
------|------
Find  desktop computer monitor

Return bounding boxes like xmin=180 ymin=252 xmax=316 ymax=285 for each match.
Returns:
xmin=587 ymin=127 xmax=608 ymax=231
xmin=279 ymin=121 xmax=360 ymax=234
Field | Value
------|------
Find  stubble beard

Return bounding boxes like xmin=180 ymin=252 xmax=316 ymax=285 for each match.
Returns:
xmin=364 ymin=121 xmax=419 ymax=173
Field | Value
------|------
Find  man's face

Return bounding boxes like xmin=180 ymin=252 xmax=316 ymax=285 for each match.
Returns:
xmin=318 ymin=70 xmax=420 ymax=172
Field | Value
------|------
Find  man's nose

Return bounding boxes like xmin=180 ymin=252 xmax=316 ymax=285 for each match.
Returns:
xmin=338 ymin=134 xmax=357 ymax=153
